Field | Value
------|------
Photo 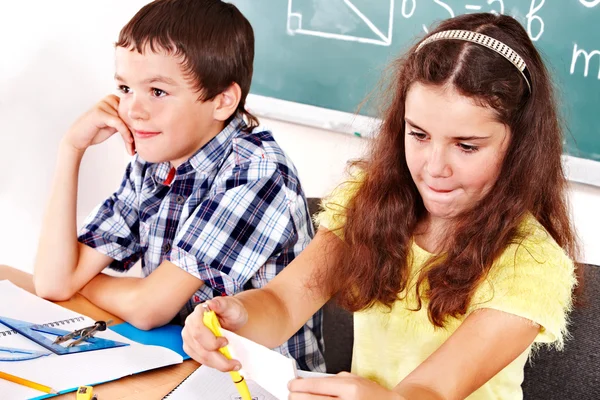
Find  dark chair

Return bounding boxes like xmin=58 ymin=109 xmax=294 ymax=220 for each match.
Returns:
xmin=307 ymin=198 xmax=354 ymax=373
xmin=522 ymin=263 xmax=600 ymax=399
xmin=306 ymin=198 xmax=600 ymax=394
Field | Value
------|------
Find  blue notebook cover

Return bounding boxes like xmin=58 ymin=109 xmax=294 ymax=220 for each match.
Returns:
xmin=109 ymin=323 xmax=191 ymax=360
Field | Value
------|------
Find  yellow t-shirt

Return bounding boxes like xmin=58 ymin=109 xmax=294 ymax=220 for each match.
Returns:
xmin=315 ymin=176 xmax=575 ymax=400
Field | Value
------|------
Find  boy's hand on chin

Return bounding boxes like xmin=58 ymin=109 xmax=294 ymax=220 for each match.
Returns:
xmin=63 ymin=94 xmax=135 ymax=155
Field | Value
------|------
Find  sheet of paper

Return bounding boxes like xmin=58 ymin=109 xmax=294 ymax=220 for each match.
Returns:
xmin=221 ymin=328 xmax=297 ymax=399
xmin=0 ymin=280 xmax=183 ymax=399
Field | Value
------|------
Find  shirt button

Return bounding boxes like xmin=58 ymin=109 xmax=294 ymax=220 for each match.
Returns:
xmin=175 ymin=195 xmax=185 ymax=205
xmin=162 ymin=243 xmax=171 ymax=253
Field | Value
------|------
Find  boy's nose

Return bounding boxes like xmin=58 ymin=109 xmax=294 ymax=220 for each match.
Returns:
xmin=128 ymin=96 xmax=149 ymax=121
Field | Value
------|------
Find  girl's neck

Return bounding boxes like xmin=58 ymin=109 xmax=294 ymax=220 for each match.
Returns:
xmin=414 ymin=215 xmax=452 ymax=254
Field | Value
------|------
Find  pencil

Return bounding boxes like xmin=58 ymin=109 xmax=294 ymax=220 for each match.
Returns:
xmin=0 ymin=371 xmax=58 ymax=394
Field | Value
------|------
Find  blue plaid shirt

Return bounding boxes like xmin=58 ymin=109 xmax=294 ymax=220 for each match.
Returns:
xmin=78 ymin=117 xmax=324 ymax=371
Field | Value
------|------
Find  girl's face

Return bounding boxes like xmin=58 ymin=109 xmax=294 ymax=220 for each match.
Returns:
xmin=404 ymin=83 xmax=511 ymax=222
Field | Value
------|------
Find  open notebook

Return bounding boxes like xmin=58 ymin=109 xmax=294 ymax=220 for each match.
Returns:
xmin=163 ymin=328 xmax=330 ymax=400
xmin=164 ymin=366 xmax=330 ymax=400
xmin=0 ymin=280 xmax=183 ymax=399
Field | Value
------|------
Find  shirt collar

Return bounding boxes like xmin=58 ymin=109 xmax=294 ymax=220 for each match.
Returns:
xmin=153 ymin=116 xmax=246 ymax=185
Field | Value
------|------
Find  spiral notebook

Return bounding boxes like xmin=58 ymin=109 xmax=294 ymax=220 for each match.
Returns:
xmin=0 ymin=280 xmax=183 ymax=399
xmin=162 ymin=328 xmax=330 ymax=400
xmin=163 ymin=366 xmax=330 ymax=400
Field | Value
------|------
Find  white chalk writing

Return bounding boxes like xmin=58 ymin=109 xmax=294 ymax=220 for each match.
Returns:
xmin=571 ymin=43 xmax=600 ymax=79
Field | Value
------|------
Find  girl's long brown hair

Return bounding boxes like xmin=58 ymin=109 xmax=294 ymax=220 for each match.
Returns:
xmin=324 ymin=13 xmax=579 ymax=327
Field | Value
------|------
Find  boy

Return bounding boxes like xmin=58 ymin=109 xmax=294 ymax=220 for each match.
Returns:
xmin=33 ymin=0 xmax=324 ymax=372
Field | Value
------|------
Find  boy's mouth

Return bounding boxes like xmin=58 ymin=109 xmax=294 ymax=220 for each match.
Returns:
xmin=133 ymin=130 xmax=161 ymax=139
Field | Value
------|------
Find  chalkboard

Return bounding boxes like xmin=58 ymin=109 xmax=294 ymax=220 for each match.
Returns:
xmin=230 ymin=0 xmax=600 ymax=183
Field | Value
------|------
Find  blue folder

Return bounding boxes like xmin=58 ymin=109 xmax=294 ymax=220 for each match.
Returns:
xmin=109 ymin=322 xmax=191 ymax=360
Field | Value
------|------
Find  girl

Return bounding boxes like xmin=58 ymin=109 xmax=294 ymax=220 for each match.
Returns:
xmin=181 ymin=13 xmax=578 ymax=400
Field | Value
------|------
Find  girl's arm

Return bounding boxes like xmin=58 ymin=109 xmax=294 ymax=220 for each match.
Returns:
xmin=394 ymin=308 xmax=539 ymax=399
xmin=182 ymin=228 xmax=344 ymax=370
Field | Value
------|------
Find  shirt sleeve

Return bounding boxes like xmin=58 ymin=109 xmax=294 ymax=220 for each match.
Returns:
xmin=314 ymin=170 xmax=365 ymax=239
xmin=167 ymin=159 xmax=295 ymax=296
xmin=78 ymin=161 xmax=141 ymax=272
xmin=468 ymin=216 xmax=576 ymax=349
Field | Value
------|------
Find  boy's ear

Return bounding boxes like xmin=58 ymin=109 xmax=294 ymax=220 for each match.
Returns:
xmin=212 ymin=82 xmax=242 ymax=122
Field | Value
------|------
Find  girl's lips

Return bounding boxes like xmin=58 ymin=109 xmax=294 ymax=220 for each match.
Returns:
xmin=427 ymin=185 xmax=454 ymax=193
xmin=133 ymin=130 xmax=161 ymax=139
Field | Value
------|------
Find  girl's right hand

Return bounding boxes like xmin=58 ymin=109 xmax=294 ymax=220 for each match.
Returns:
xmin=182 ymin=296 xmax=249 ymax=372
xmin=63 ymin=94 xmax=134 ymax=155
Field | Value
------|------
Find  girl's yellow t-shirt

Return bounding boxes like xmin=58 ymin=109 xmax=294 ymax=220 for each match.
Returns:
xmin=315 ymin=176 xmax=575 ymax=400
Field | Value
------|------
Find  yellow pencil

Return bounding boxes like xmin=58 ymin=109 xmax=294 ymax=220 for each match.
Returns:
xmin=202 ymin=305 xmax=252 ymax=400
xmin=0 ymin=371 xmax=58 ymax=394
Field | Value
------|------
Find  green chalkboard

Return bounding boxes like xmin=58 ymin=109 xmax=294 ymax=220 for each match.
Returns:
xmin=230 ymin=0 xmax=600 ymax=163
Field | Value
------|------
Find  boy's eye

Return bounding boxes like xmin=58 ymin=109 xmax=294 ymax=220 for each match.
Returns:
xmin=152 ymin=88 xmax=167 ymax=97
xmin=118 ymin=85 xmax=131 ymax=94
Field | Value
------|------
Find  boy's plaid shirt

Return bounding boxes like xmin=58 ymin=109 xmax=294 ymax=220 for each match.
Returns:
xmin=78 ymin=117 xmax=325 ymax=371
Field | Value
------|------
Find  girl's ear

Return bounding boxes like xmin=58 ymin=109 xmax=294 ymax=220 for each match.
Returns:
xmin=212 ymin=82 xmax=242 ymax=122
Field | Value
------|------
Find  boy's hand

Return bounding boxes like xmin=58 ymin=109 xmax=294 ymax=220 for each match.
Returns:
xmin=181 ymin=297 xmax=248 ymax=372
xmin=64 ymin=94 xmax=134 ymax=155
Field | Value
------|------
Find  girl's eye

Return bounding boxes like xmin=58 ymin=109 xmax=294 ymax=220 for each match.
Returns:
xmin=152 ymin=88 xmax=167 ymax=97
xmin=408 ymin=131 xmax=427 ymax=141
xmin=118 ymin=85 xmax=131 ymax=94
xmin=458 ymin=143 xmax=479 ymax=153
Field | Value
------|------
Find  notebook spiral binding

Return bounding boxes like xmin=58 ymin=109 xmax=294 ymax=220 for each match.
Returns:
xmin=162 ymin=369 xmax=196 ymax=399
xmin=0 ymin=316 xmax=85 ymax=337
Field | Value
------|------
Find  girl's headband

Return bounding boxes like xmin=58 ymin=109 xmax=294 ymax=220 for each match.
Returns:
xmin=415 ymin=29 xmax=532 ymax=93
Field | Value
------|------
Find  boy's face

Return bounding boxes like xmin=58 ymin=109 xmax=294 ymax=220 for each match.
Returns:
xmin=114 ymin=46 xmax=224 ymax=167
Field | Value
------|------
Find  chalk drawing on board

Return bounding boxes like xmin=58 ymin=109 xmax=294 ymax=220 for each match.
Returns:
xmin=287 ymin=0 xmax=395 ymax=46
xmin=579 ymin=0 xmax=600 ymax=8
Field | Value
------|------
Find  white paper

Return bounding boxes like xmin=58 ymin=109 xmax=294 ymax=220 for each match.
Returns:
xmin=221 ymin=328 xmax=297 ymax=400
xmin=0 ymin=280 xmax=183 ymax=399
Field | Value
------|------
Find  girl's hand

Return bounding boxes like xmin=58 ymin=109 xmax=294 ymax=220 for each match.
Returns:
xmin=288 ymin=372 xmax=404 ymax=400
xmin=181 ymin=296 xmax=249 ymax=371
xmin=63 ymin=94 xmax=134 ymax=155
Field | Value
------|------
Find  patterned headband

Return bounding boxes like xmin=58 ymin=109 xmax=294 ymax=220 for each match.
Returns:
xmin=415 ymin=29 xmax=532 ymax=93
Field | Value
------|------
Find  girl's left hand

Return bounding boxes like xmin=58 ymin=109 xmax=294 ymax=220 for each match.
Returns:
xmin=288 ymin=372 xmax=404 ymax=400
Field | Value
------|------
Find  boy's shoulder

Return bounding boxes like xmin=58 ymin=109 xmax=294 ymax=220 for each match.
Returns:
xmin=231 ymin=125 xmax=287 ymax=164
xmin=229 ymin=124 xmax=301 ymax=187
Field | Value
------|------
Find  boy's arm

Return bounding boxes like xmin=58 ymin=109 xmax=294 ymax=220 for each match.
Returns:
xmin=81 ymin=159 xmax=302 ymax=330
xmin=80 ymin=260 xmax=204 ymax=330
xmin=34 ymin=95 xmax=134 ymax=300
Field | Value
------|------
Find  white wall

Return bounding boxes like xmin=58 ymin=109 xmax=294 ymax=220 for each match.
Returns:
xmin=0 ymin=1 xmax=598 ymax=275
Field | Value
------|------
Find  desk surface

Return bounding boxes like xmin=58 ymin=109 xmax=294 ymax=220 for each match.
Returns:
xmin=0 ymin=265 xmax=199 ymax=400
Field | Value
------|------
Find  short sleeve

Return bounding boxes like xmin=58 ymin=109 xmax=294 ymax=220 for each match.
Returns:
xmin=314 ymin=170 xmax=365 ymax=239
xmin=167 ymin=160 xmax=295 ymax=296
xmin=78 ymin=161 xmax=141 ymax=271
xmin=468 ymin=216 xmax=576 ymax=349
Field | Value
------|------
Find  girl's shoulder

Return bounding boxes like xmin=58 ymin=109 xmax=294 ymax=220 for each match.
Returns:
xmin=471 ymin=214 xmax=576 ymax=347
xmin=313 ymin=168 xmax=366 ymax=234
xmin=499 ymin=213 xmax=573 ymax=271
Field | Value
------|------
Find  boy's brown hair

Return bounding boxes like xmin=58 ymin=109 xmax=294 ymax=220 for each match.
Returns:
xmin=116 ymin=0 xmax=258 ymax=129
